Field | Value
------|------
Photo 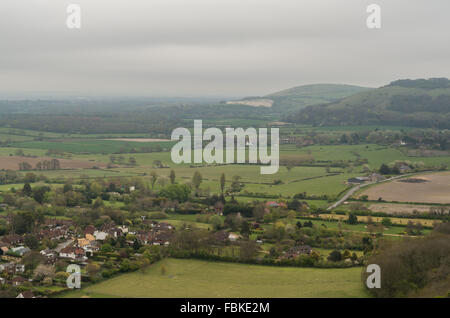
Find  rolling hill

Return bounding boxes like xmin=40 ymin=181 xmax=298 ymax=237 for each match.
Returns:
xmin=225 ymin=84 xmax=372 ymax=113
xmin=290 ymin=78 xmax=450 ymax=129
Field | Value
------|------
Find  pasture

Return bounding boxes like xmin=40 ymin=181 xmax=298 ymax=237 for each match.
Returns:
xmin=62 ymin=258 xmax=368 ymax=298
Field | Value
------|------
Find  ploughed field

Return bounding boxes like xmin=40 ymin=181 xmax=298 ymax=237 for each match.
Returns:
xmin=62 ymin=258 xmax=368 ymax=298
xmin=359 ymin=172 xmax=450 ymax=204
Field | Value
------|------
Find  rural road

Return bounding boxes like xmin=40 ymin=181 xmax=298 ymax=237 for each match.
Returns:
xmin=327 ymin=174 xmax=414 ymax=211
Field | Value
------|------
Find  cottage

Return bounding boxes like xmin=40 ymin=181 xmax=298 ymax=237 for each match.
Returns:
xmin=59 ymin=246 xmax=87 ymax=261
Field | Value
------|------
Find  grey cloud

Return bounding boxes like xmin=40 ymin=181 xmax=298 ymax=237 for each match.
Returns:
xmin=0 ymin=0 xmax=449 ymax=97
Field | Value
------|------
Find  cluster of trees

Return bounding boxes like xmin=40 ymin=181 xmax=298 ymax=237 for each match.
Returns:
xmin=45 ymin=149 xmax=72 ymax=158
xmin=0 ymin=112 xmax=178 ymax=135
xmin=18 ymin=159 xmax=61 ymax=171
xmin=388 ymin=94 xmax=450 ymax=114
xmin=291 ymin=78 xmax=450 ymax=129
xmin=0 ymin=170 xmax=48 ymax=185
xmin=109 ymin=155 xmax=137 ymax=166
xmin=364 ymin=222 xmax=450 ymax=297
xmin=283 ymin=128 xmax=450 ymax=151
xmin=387 ymin=78 xmax=450 ymax=89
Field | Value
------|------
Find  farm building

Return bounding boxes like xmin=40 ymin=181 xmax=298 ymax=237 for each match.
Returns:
xmin=347 ymin=177 xmax=369 ymax=184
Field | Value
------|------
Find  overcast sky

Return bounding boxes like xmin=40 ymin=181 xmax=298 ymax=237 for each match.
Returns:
xmin=1 ymin=0 xmax=449 ymax=97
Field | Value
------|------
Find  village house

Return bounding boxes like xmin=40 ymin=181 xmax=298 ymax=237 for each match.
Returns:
xmin=136 ymin=232 xmax=155 ymax=245
xmin=40 ymin=249 xmax=58 ymax=264
xmin=83 ymin=241 xmax=101 ymax=256
xmin=228 ymin=233 xmax=240 ymax=242
xmin=0 ymin=263 xmax=25 ymax=275
xmin=108 ymin=227 xmax=123 ymax=238
xmin=59 ymin=246 xmax=87 ymax=261
xmin=153 ymin=232 xmax=172 ymax=246
xmin=0 ymin=234 xmax=24 ymax=246
xmin=77 ymin=238 xmax=91 ymax=248
xmin=93 ymin=230 xmax=108 ymax=241
xmin=76 ymin=233 xmax=98 ymax=252
xmin=118 ymin=226 xmax=129 ymax=234
xmin=85 ymin=233 xmax=96 ymax=242
xmin=38 ymin=228 xmax=67 ymax=241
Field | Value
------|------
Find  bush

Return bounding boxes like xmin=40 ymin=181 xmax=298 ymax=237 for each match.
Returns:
xmin=364 ymin=224 xmax=450 ymax=297
xmin=148 ymin=211 xmax=168 ymax=219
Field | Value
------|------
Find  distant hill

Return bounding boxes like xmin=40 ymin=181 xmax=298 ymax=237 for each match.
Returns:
xmin=225 ymin=84 xmax=372 ymax=112
xmin=290 ymin=78 xmax=450 ymax=129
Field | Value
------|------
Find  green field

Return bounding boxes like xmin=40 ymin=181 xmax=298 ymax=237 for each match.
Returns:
xmin=62 ymin=258 xmax=368 ymax=298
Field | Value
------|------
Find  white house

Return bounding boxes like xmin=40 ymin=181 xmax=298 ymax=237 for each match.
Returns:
xmin=94 ymin=230 xmax=108 ymax=241
xmin=118 ymin=226 xmax=129 ymax=234
xmin=59 ymin=246 xmax=87 ymax=261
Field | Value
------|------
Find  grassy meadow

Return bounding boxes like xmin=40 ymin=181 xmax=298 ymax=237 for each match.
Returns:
xmin=62 ymin=258 xmax=368 ymax=298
